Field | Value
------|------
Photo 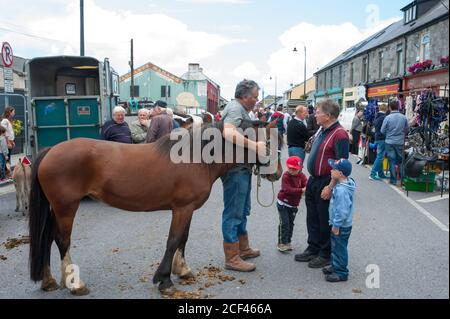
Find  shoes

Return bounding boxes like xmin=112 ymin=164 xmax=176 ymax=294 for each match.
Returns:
xmin=277 ymin=243 xmax=293 ymax=253
xmin=308 ymin=256 xmax=331 ymax=269
xmin=325 ymin=273 xmax=348 ymax=282
xmin=322 ymin=266 xmax=333 ymax=275
xmin=294 ymin=250 xmax=318 ymax=262
xmin=238 ymin=234 xmax=260 ymax=260
xmin=277 ymin=244 xmax=290 ymax=252
xmin=369 ymin=175 xmax=381 ymax=181
xmin=223 ymin=242 xmax=256 ymax=272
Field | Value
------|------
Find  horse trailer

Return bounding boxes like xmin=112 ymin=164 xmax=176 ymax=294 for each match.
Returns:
xmin=25 ymin=56 xmax=120 ymax=158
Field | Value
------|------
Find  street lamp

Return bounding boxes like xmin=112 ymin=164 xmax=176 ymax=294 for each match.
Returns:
xmin=293 ymin=43 xmax=307 ymax=100
xmin=269 ymin=76 xmax=277 ymax=109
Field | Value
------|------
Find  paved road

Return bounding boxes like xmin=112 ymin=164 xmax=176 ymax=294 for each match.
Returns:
xmin=0 ymin=151 xmax=448 ymax=299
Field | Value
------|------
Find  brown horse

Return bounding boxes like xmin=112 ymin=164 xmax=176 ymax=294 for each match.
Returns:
xmin=28 ymin=120 xmax=283 ymax=295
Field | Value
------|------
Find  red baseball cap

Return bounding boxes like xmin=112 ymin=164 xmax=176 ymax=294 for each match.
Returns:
xmin=286 ymin=156 xmax=302 ymax=170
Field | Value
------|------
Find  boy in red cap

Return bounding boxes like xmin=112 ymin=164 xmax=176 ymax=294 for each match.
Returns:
xmin=276 ymin=156 xmax=308 ymax=252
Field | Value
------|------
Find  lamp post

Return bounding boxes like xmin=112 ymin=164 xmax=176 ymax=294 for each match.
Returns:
xmin=293 ymin=44 xmax=307 ymax=100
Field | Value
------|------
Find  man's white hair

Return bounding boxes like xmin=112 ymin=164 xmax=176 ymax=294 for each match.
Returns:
xmin=138 ymin=108 xmax=149 ymax=115
xmin=113 ymin=106 xmax=126 ymax=114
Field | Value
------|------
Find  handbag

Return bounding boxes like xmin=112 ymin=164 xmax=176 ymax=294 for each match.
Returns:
xmin=305 ymin=128 xmax=322 ymax=154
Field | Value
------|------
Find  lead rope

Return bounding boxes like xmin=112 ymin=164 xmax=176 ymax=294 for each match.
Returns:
xmin=255 ymin=166 xmax=276 ymax=208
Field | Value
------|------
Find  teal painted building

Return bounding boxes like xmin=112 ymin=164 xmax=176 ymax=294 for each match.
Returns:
xmin=119 ymin=62 xmax=184 ymax=107
xmin=119 ymin=62 xmax=220 ymax=114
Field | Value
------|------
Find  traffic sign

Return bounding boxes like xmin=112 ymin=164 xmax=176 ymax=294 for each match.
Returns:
xmin=1 ymin=42 xmax=14 ymax=67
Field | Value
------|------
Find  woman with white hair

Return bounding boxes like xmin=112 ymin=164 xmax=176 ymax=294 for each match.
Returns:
xmin=130 ymin=108 xmax=150 ymax=144
xmin=101 ymin=106 xmax=132 ymax=143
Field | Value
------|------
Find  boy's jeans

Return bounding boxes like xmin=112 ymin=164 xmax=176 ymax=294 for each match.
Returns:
xmin=386 ymin=144 xmax=404 ymax=184
xmin=0 ymin=154 xmax=6 ymax=179
xmin=331 ymin=226 xmax=352 ymax=279
xmin=288 ymin=147 xmax=306 ymax=164
xmin=370 ymin=140 xmax=386 ymax=178
xmin=277 ymin=203 xmax=298 ymax=245
xmin=221 ymin=169 xmax=252 ymax=243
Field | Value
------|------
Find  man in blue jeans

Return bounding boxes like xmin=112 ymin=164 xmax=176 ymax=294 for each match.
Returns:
xmin=381 ymin=100 xmax=409 ymax=185
xmin=369 ymin=103 xmax=388 ymax=180
xmin=221 ymin=79 xmax=267 ymax=272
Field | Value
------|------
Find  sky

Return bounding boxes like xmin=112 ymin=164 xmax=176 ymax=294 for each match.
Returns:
xmin=0 ymin=0 xmax=412 ymax=100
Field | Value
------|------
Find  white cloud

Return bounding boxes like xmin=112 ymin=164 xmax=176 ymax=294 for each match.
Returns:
xmin=261 ymin=16 xmax=401 ymax=95
xmin=0 ymin=0 xmax=240 ymax=77
xmin=232 ymin=62 xmax=260 ymax=78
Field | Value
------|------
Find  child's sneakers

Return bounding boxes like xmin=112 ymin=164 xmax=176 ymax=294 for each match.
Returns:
xmin=277 ymin=243 xmax=293 ymax=253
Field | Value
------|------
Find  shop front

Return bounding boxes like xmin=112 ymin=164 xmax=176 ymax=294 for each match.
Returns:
xmin=366 ymin=79 xmax=402 ymax=103
xmin=403 ymin=67 xmax=449 ymax=97
xmin=314 ymin=88 xmax=343 ymax=109
xmin=343 ymin=86 xmax=366 ymax=110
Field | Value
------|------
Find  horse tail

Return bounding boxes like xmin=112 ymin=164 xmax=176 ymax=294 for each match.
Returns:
xmin=29 ymin=148 xmax=53 ymax=282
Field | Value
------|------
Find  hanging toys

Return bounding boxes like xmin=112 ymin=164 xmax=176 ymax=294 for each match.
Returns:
xmin=363 ymin=99 xmax=377 ymax=124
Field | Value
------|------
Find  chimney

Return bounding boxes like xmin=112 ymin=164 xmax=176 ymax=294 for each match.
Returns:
xmin=188 ymin=63 xmax=200 ymax=73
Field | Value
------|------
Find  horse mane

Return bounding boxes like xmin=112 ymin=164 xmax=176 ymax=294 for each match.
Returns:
xmin=154 ymin=122 xmax=222 ymax=158
xmin=154 ymin=119 xmax=283 ymax=161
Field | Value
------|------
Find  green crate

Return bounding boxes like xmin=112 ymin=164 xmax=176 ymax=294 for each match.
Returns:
xmin=407 ymin=172 xmax=436 ymax=183
xmin=403 ymin=177 xmax=436 ymax=192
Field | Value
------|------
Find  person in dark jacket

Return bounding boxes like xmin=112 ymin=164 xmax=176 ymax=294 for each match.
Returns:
xmin=101 ymin=106 xmax=132 ymax=144
xmin=145 ymin=107 xmax=173 ymax=143
xmin=369 ymin=103 xmax=389 ymax=180
xmin=306 ymin=108 xmax=320 ymax=137
xmin=276 ymin=156 xmax=308 ymax=252
xmin=287 ymin=105 xmax=309 ymax=163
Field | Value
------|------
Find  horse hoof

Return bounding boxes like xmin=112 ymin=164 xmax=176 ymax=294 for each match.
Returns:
xmin=41 ymin=279 xmax=60 ymax=292
xmin=160 ymin=286 xmax=177 ymax=297
xmin=70 ymin=286 xmax=90 ymax=296
xmin=179 ymin=270 xmax=195 ymax=279
xmin=158 ymin=279 xmax=174 ymax=292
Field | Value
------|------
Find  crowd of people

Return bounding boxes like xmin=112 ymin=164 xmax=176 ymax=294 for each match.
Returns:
xmin=349 ymin=99 xmax=409 ymax=185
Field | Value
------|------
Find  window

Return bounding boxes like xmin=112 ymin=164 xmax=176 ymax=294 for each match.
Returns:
xmin=350 ymin=62 xmax=354 ymax=85
xmin=324 ymin=72 xmax=327 ymax=90
xmin=396 ymin=43 xmax=404 ymax=75
xmin=362 ymin=57 xmax=368 ymax=82
xmin=160 ymin=85 xmax=171 ymax=98
xmin=421 ymin=34 xmax=430 ymax=60
xmin=330 ymin=69 xmax=333 ymax=88
xmin=378 ymin=51 xmax=384 ymax=78
xmin=404 ymin=5 xmax=417 ymax=24
xmin=339 ymin=65 xmax=343 ymax=87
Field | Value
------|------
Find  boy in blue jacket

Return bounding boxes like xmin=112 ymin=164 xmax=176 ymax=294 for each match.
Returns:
xmin=323 ymin=158 xmax=356 ymax=282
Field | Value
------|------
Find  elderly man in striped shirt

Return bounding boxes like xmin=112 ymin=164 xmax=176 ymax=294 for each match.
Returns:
xmin=294 ymin=99 xmax=350 ymax=269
